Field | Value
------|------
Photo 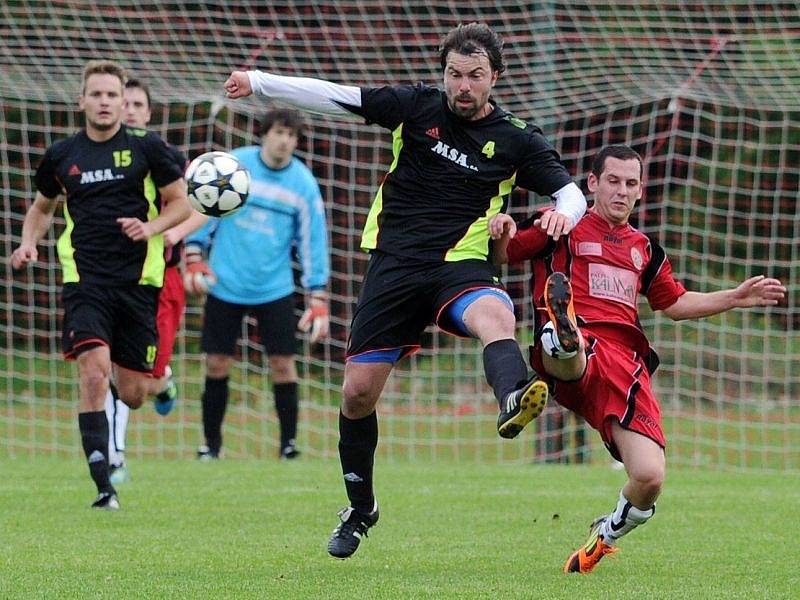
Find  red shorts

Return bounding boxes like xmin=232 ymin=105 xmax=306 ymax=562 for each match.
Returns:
xmin=153 ymin=265 xmax=185 ymax=378
xmin=531 ymin=331 xmax=665 ymax=461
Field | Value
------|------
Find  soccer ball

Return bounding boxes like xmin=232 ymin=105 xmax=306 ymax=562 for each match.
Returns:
xmin=186 ymin=151 xmax=250 ymax=217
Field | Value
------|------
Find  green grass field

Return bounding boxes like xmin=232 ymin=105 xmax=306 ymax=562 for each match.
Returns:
xmin=1 ymin=458 xmax=797 ymax=599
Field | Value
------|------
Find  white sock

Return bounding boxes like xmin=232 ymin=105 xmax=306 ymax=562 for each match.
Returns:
xmin=104 ymin=389 xmax=119 ymax=466
xmin=540 ymin=322 xmax=578 ymax=359
xmin=114 ymin=399 xmax=130 ymax=460
xmin=599 ymin=490 xmax=655 ymax=546
xmin=104 ymin=389 xmax=130 ymax=467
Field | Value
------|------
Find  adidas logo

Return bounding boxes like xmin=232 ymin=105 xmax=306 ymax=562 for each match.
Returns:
xmin=88 ymin=450 xmax=105 ymax=464
xmin=505 ymin=392 xmax=518 ymax=413
xmin=425 ymin=127 xmax=440 ymax=139
xmin=343 ymin=472 xmax=364 ymax=482
xmin=68 ymin=164 xmax=81 ymax=176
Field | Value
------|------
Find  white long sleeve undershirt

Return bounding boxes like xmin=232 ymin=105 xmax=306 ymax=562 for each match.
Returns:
xmin=552 ymin=181 xmax=587 ymax=227
xmin=247 ymin=70 xmax=361 ymax=119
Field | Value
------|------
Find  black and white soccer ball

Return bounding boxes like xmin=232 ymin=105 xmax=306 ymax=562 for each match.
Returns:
xmin=186 ymin=151 xmax=250 ymax=217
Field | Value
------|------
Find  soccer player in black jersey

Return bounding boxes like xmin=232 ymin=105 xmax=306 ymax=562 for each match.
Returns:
xmin=225 ymin=22 xmax=587 ymax=557
xmin=11 ymin=60 xmax=192 ymax=509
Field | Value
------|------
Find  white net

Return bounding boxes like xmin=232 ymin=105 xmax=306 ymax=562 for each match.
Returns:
xmin=2 ymin=1 xmax=798 ymax=470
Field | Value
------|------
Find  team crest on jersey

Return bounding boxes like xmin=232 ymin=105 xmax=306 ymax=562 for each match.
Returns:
xmin=430 ymin=140 xmax=478 ymax=171
xmin=631 ymin=247 xmax=644 ymax=270
xmin=80 ymin=169 xmax=124 ymax=184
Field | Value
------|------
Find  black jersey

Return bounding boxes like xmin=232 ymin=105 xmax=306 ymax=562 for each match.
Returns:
xmin=344 ymin=83 xmax=573 ymax=262
xmin=35 ymin=126 xmax=185 ymax=286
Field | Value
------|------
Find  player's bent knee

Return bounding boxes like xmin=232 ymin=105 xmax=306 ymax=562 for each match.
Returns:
xmin=115 ymin=380 xmax=148 ymax=410
xmin=629 ymin=465 xmax=665 ymax=499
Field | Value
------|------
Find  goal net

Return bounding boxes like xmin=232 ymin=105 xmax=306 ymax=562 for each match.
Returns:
xmin=2 ymin=1 xmax=798 ymax=471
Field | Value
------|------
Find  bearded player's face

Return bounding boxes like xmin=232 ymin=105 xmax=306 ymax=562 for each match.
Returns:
xmin=443 ymin=51 xmax=498 ymax=121
xmin=80 ymin=74 xmax=125 ymax=132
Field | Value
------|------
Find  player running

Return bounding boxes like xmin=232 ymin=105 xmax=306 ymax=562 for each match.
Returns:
xmin=492 ymin=144 xmax=785 ymax=573
xmin=224 ymin=22 xmax=587 ymax=558
xmin=11 ymin=60 xmax=192 ymax=509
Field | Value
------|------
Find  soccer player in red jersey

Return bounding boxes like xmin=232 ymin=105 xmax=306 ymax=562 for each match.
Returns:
xmin=491 ymin=144 xmax=786 ymax=573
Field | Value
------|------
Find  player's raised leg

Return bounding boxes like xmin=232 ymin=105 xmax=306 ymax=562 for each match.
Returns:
xmin=458 ymin=290 xmax=548 ymax=439
xmin=541 ymin=272 xmax=587 ymax=381
xmin=327 ymin=359 xmax=392 ymax=559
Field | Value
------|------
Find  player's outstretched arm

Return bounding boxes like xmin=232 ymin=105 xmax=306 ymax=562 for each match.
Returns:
xmin=224 ymin=70 xmax=362 ymax=120
xmin=662 ymin=275 xmax=786 ymax=321
xmin=10 ymin=192 xmax=58 ymax=270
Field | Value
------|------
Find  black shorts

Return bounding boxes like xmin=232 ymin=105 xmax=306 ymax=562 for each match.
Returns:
xmin=61 ymin=282 xmax=160 ymax=373
xmin=201 ymin=293 xmax=297 ymax=357
xmin=346 ymin=250 xmax=504 ymax=359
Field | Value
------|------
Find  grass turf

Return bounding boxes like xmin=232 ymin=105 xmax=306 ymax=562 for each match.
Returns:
xmin=1 ymin=458 xmax=797 ymax=598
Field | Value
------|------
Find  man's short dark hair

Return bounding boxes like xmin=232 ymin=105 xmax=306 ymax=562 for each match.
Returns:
xmin=258 ymin=108 xmax=305 ymax=137
xmin=592 ymin=145 xmax=644 ymax=179
xmin=439 ymin=23 xmax=505 ymax=74
xmin=125 ymin=77 xmax=151 ymax=108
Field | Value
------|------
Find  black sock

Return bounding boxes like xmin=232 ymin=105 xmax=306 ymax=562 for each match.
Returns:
xmin=274 ymin=382 xmax=298 ymax=449
xmin=338 ymin=411 xmax=378 ymax=514
xmin=483 ymin=339 xmax=529 ymax=406
xmin=202 ymin=376 xmax=229 ymax=453
xmin=78 ymin=411 xmax=115 ymax=495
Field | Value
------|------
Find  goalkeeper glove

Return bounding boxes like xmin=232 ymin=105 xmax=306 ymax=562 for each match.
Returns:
xmin=183 ymin=245 xmax=216 ymax=294
xmin=298 ymin=291 xmax=329 ymax=343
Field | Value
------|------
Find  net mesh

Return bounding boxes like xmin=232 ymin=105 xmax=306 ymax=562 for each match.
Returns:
xmin=2 ymin=1 xmax=798 ymax=470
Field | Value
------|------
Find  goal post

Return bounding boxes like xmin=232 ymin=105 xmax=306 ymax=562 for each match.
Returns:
xmin=1 ymin=2 xmax=797 ymax=470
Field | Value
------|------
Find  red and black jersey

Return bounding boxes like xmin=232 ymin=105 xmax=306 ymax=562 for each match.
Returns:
xmin=340 ymin=83 xmax=573 ymax=262
xmin=507 ymin=209 xmax=686 ymax=357
xmin=35 ymin=126 xmax=185 ymax=286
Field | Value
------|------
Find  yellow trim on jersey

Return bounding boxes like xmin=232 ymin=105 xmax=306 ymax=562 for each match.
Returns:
xmin=57 ymin=202 xmax=79 ymax=283
xmin=361 ymin=123 xmax=403 ymax=250
xmin=445 ymin=172 xmax=516 ymax=262
xmin=139 ymin=173 xmax=166 ymax=286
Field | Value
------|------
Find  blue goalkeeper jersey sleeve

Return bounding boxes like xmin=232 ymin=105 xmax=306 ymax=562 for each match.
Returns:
xmin=185 ymin=146 xmax=330 ymax=305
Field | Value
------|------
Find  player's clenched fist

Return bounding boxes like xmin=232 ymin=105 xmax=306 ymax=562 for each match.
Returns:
xmin=224 ymin=71 xmax=253 ymax=99
xmin=10 ymin=244 xmax=38 ymax=270
xmin=117 ymin=217 xmax=155 ymax=242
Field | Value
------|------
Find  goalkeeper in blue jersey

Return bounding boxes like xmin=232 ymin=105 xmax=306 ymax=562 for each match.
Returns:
xmin=184 ymin=109 xmax=330 ymax=460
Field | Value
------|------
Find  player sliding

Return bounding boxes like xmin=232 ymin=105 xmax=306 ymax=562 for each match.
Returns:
xmin=491 ymin=144 xmax=786 ymax=573
xmin=224 ymin=22 xmax=587 ymax=558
